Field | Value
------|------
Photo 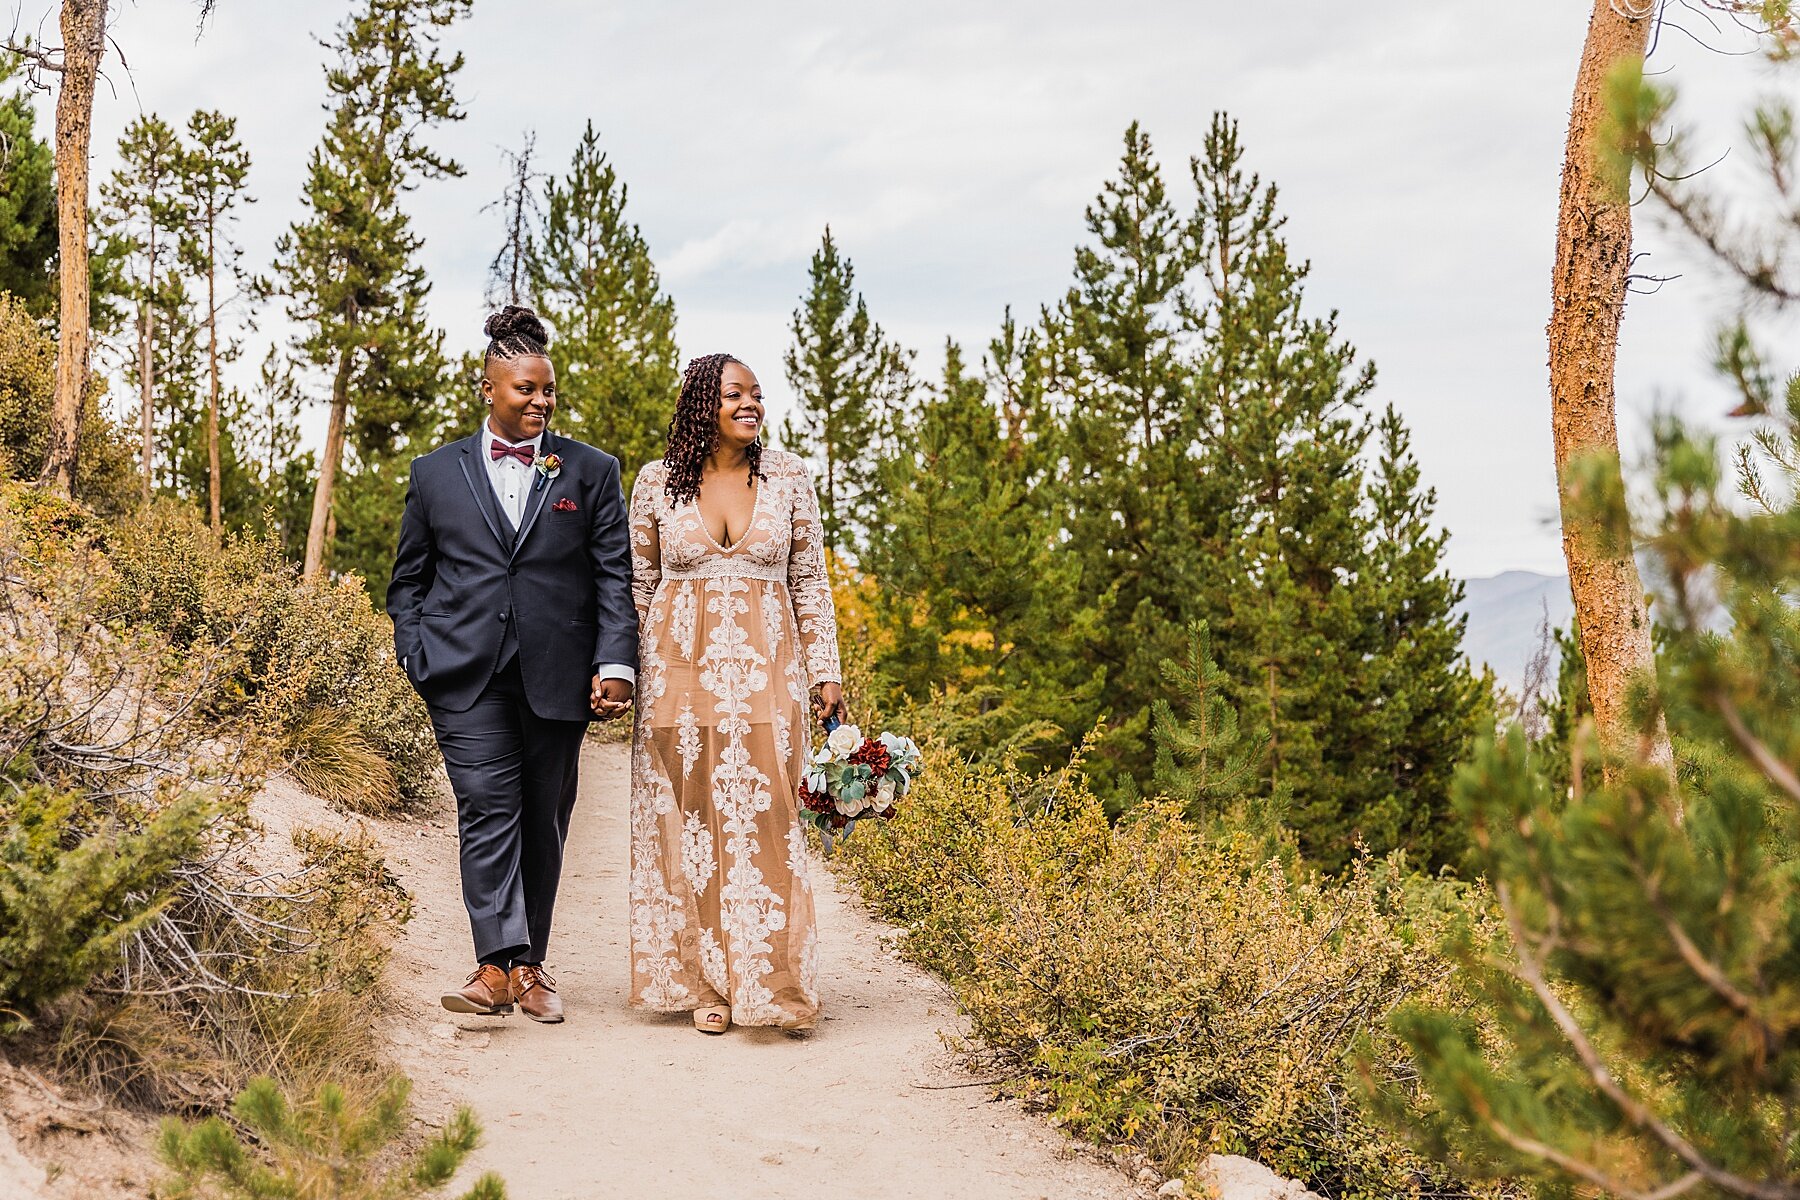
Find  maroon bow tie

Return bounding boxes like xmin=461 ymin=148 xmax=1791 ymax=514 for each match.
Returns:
xmin=490 ymin=439 xmax=535 ymax=465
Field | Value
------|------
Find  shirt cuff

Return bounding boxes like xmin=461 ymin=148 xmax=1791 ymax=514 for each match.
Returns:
xmin=596 ymin=663 xmax=636 ymax=685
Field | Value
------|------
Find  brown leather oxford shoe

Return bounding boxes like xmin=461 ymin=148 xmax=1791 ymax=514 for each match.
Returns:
xmin=441 ymin=963 xmax=514 ymax=1015
xmin=509 ymin=964 xmax=564 ymax=1024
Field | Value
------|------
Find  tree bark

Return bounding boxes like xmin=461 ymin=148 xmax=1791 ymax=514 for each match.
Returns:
xmin=1549 ymin=0 xmax=1674 ymax=776
xmin=302 ymin=344 xmax=354 ymax=580
xmin=40 ymin=0 xmax=108 ymax=497
xmin=138 ymin=290 xmax=153 ymax=500
xmin=205 ymin=212 xmax=221 ymax=529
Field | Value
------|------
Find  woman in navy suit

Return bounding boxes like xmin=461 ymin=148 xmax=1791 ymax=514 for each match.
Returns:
xmin=388 ymin=306 xmax=638 ymax=1024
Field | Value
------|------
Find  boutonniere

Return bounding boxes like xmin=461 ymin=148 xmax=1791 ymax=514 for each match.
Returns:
xmin=533 ymin=452 xmax=562 ymax=491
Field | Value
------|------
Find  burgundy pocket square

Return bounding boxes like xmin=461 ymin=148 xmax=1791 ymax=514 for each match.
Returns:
xmin=552 ymin=498 xmax=578 ymax=512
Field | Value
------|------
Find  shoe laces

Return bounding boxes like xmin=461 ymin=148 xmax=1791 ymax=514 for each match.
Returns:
xmin=514 ymin=965 xmax=556 ymax=994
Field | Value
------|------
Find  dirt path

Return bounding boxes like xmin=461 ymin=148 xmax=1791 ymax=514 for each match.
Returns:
xmin=376 ymin=738 xmax=1144 ymax=1200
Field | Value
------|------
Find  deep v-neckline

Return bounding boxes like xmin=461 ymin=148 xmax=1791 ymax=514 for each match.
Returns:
xmin=693 ymin=476 xmax=763 ymax=553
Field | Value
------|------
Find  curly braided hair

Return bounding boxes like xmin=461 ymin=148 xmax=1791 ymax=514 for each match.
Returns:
xmin=662 ymin=353 xmax=765 ymax=507
xmin=483 ymin=304 xmax=550 ymax=363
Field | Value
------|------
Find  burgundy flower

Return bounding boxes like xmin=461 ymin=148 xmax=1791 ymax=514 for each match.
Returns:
xmin=848 ymin=740 xmax=892 ymax=774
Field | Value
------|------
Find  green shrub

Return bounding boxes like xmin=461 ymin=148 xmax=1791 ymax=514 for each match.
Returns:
xmin=0 ymin=785 xmax=211 ymax=1030
xmin=0 ymin=290 xmax=139 ymax=516
xmin=0 ymin=500 xmax=410 ymax=1107
xmin=107 ymin=502 xmax=439 ymax=813
xmin=839 ymin=751 xmax=1509 ymax=1199
xmin=158 ymin=1075 xmax=505 ymax=1200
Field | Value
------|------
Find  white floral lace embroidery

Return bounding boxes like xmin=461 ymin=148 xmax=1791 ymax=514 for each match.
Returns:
xmin=699 ymin=928 xmax=729 ymax=998
xmin=670 ymin=583 xmax=698 ymax=659
xmin=676 ymin=703 xmax=701 ymax=779
xmin=680 ymin=810 xmax=715 ymax=898
xmin=786 ymin=823 xmax=812 ymax=895
xmin=799 ymin=925 xmax=820 ymax=1007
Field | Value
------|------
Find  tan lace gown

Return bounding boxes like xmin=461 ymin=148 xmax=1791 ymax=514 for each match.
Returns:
xmin=626 ymin=450 xmax=842 ymax=1026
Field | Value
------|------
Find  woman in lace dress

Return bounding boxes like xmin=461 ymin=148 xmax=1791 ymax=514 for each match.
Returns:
xmin=627 ymin=354 xmax=845 ymax=1034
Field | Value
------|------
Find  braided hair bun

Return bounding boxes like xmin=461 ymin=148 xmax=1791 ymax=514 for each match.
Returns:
xmin=484 ymin=305 xmax=550 ymax=361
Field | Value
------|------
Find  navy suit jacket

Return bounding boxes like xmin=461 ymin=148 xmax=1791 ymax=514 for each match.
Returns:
xmin=387 ymin=428 xmax=638 ymax=722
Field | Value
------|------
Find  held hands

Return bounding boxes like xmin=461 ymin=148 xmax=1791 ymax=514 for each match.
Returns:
xmin=591 ymin=675 xmax=634 ymax=721
xmin=811 ymin=681 xmax=847 ymax=726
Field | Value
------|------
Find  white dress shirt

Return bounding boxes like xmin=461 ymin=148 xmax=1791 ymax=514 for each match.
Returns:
xmin=483 ymin=418 xmax=634 ymax=688
xmin=483 ymin=417 xmax=539 ymax=529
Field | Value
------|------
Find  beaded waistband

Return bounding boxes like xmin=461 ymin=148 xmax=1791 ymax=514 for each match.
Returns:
xmin=660 ymin=564 xmax=787 ymax=584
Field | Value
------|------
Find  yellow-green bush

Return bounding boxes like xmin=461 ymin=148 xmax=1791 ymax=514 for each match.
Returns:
xmin=0 ymin=290 xmax=139 ymax=516
xmin=106 ymin=500 xmax=439 ymax=813
xmin=840 ymin=752 xmax=1509 ymax=1198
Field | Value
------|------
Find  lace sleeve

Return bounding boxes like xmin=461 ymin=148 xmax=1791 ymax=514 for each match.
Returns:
xmin=629 ymin=463 xmax=662 ymax=623
xmin=785 ymin=460 xmax=842 ymax=685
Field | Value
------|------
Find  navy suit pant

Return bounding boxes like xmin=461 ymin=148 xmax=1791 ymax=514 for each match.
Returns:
xmin=427 ymin=650 xmax=587 ymax=964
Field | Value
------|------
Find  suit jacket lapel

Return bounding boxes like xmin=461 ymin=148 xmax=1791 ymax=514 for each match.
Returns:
xmin=509 ymin=430 xmax=557 ymax=561
xmin=459 ymin=434 xmax=511 ymax=555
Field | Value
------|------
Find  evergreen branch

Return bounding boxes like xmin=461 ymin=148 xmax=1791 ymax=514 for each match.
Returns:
xmin=1480 ymin=1110 xmax=1704 ymax=1200
xmin=1713 ymin=689 xmax=1800 ymax=805
xmin=1648 ymin=174 xmax=1800 ymax=302
xmin=1496 ymin=881 xmax=1800 ymax=1200
xmin=1631 ymin=859 xmax=1776 ymax=1047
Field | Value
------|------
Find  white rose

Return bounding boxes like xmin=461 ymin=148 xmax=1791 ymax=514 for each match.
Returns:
xmin=826 ymin=724 xmax=863 ymax=757
xmin=874 ymin=777 xmax=897 ymax=812
xmin=834 ymin=794 xmax=863 ymax=817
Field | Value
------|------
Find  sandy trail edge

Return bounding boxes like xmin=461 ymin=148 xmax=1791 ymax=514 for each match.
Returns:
xmin=374 ymin=738 xmax=1147 ymax=1200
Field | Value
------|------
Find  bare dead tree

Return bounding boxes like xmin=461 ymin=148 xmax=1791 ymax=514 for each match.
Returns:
xmin=2 ymin=1 xmax=110 ymax=497
xmin=482 ymin=130 xmax=543 ymax=308
xmin=1515 ymin=599 xmax=1558 ymax=742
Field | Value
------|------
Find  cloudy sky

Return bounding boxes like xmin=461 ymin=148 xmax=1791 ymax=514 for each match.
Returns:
xmin=19 ymin=1 xmax=1794 ymax=576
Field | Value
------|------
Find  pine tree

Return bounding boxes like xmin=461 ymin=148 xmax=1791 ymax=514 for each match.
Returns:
xmin=782 ymin=227 xmax=913 ymax=554
xmin=1361 ymin=405 xmax=1489 ymax=865
xmin=179 ymin=108 xmax=252 ymax=530
xmin=0 ymin=57 xmax=56 ymax=315
xmin=34 ymin=0 xmax=109 ymax=496
xmin=1384 ymin=414 xmax=1800 ymax=1197
xmin=1385 ymin=28 xmax=1800 ymax=1193
xmin=527 ymin=121 xmax=677 ymax=492
xmin=1040 ymin=122 xmax=1213 ymax=796
xmin=1149 ymin=621 xmax=1267 ymax=824
xmin=863 ymin=330 xmax=1090 ymax=760
xmin=249 ymin=349 xmax=313 ymax=558
xmin=100 ymin=114 xmax=190 ymax=501
xmin=1186 ymin=114 xmax=1430 ymax=869
xmin=159 ymin=1075 xmax=505 ymax=1200
xmin=338 ymin=283 xmax=456 ymax=605
xmin=268 ymin=0 xmax=468 ymax=581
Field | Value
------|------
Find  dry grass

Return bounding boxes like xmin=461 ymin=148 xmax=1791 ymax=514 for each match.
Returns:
xmin=284 ymin=706 xmax=403 ymax=815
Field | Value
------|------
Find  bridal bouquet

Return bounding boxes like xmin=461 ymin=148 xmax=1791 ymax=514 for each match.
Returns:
xmin=797 ymin=721 xmax=922 ymax=842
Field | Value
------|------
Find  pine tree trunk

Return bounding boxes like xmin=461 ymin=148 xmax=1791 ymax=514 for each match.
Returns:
xmin=138 ymin=294 xmax=153 ymax=501
xmin=1549 ymin=0 xmax=1673 ymax=777
xmin=206 ymin=215 xmax=222 ymax=529
xmin=41 ymin=0 xmax=108 ymax=496
xmin=303 ymin=345 xmax=353 ymax=581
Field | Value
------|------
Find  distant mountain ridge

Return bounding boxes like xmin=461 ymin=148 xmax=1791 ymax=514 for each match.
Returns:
xmin=1456 ymin=570 xmax=1573 ymax=694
